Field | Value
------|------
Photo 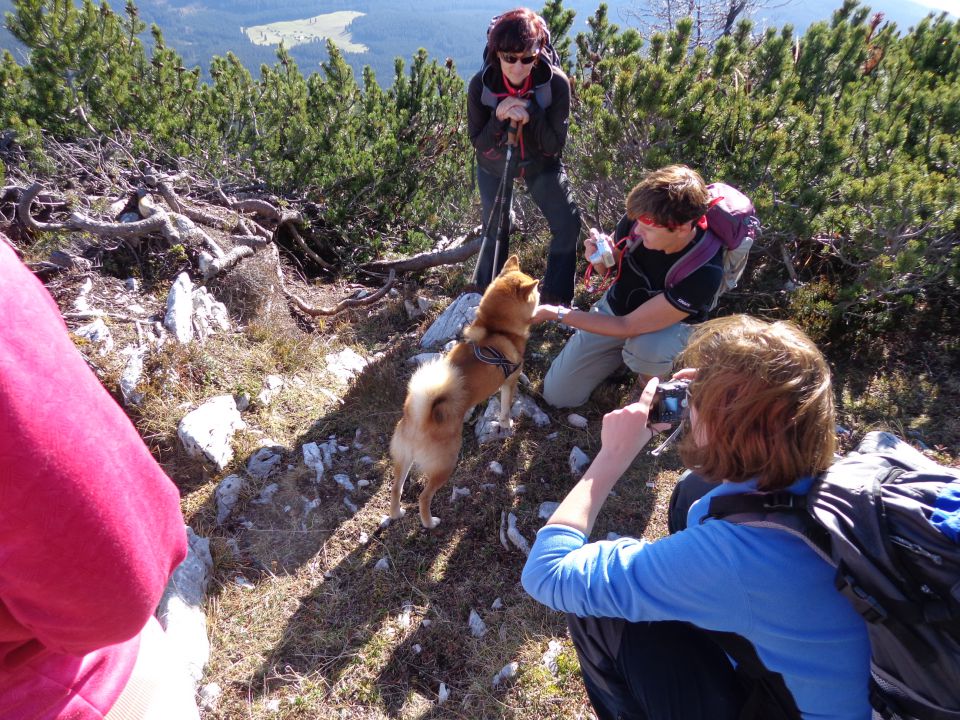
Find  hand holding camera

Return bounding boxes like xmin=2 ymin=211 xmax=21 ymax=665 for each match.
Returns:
xmin=587 ymin=228 xmax=616 ymax=271
xmin=649 ymin=379 xmax=691 ymax=425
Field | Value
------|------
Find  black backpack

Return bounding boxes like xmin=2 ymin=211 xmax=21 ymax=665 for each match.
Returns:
xmin=707 ymin=431 xmax=960 ymax=720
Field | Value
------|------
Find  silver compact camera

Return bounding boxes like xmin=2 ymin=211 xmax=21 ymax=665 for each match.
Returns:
xmin=588 ymin=232 xmax=616 ymax=268
xmin=649 ymin=379 xmax=691 ymax=425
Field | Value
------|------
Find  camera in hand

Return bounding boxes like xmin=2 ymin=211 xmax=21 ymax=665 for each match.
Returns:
xmin=588 ymin=233 xmax=616 ymax=268
xmin=649 ymin=379 xmax=691 ymax=425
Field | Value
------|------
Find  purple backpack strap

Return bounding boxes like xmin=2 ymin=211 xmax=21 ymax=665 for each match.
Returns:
xmin=665 ymin=231 xmax=722 ymax=289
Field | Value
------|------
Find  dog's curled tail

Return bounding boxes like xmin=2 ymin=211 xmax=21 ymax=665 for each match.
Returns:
xmin=406 ymin=358 xmax=466 ymax=427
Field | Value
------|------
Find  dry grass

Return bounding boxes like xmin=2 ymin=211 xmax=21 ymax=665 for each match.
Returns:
xmin=52 ymin=207 xmax=959 ymax=719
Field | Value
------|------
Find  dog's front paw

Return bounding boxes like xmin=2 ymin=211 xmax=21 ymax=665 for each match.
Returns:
xmin=422 ymin=516 xmax=441 ymax=530
xmin=499 ymin=416 xmax=514 ymax=432
xmin=389 ymin=507 xmax=406 ymax=521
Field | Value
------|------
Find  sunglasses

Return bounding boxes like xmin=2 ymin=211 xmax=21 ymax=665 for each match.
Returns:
xmin=499 ymin=51 xmax=538 ymax=65
xmin=633 ymin=214 xmax=680 ymax=231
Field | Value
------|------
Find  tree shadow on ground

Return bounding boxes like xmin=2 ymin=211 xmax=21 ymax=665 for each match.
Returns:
xmin=212 ymin=310 xmax=669 ymax=717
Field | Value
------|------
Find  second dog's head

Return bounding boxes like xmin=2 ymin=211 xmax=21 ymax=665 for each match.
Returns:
xmin=465 ymin=255 xmax=540 ymax=342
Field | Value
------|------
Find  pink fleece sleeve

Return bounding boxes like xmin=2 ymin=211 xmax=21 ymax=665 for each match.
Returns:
xmin=0 ymin=242 xmax=187 ymax=657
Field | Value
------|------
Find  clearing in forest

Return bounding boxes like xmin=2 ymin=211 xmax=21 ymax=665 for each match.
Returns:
xmin=243 ymin=11 xmax=368 ymax=52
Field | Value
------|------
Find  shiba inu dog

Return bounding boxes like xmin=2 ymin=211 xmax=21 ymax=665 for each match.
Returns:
xmin=389 ymin=256 xmax=540 ymax=529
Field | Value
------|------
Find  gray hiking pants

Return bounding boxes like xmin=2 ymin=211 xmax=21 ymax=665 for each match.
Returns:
xmin=542 ymin=293 xmax=693 ymax=409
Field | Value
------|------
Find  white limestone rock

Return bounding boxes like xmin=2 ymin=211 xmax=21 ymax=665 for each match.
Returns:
xmin=257 ymin=374 xmax=284 ymax=405
xmin=247 ymin=445 xmax=282 ymax=479
xmin=506 ymin=512 xmax=531 ymax=555
xmin=302 ymin=442 xmax=325 ymax=483
xmin=567 ymin=413 xmax=588 ymax=429
xmin=191 ymin=286 xmax=230 ymax=343
xmin=326 ymin=347 xmax=372 ymax=383
xmin=334 ymin=474 xmax=355 ymax=492
xmin=492 ymin=661 xmax=519 ymax=688
xmin=119 ymin=345 xmax=147 ymax=406
xmin=512 ymin=392 xmax=551 ymax=427
xmin=177 ymin=395 xmax=246 ymax=471
xmin=538 ymin=501 xmax=560 ymax=520
xmin=468 ymin=609 xmax=488 ymax=638
xmin=157 ymin=527 xmax=212 ymax=686
xmin=420 ymin=292 xmax=481 ymax=348
xmin=569 ymin=446 xmax=591 ymax=477
xmin=74 ymin=317 xmax=114 ymax=354
xmin=541 ymin=639 xmax=563 ymax=675
xmin=215 ymin=474 xmax=245 ymax=525
xmin=164 ymin=272 xmax=194 ymax=343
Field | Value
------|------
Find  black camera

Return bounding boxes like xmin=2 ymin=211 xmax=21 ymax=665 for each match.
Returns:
xmin=649 ymin=379 xmax=691 ymax=425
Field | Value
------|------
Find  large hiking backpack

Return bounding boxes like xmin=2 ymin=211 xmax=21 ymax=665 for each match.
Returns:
xmin=707 ymin=431 xmax=960 ymax=720
xmin=664 ymin=182 xmax=759 ymax=310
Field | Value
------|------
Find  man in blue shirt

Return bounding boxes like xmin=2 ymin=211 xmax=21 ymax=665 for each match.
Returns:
xmin=522 ymin=315 xmax=871 ymax=719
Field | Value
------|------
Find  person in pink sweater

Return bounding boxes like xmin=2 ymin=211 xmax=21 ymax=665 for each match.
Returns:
xmin=0 ymin=234 xmax=197 ymax=719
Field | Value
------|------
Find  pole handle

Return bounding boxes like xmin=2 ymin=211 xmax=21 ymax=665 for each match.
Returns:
xmin=506 ymin=120 xmax=519 ymax=147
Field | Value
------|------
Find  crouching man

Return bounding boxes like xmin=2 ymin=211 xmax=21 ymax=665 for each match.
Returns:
xmin=534 ymin=164 xmax=723 ymax=408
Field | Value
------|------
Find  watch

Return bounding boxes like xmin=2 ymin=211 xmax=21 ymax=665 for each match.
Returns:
xmin=556 ymin=307 xmax=568 ymax=324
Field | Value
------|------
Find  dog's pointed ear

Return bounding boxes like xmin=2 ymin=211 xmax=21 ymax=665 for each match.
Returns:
xmin=499 ymin=255 xmax=520 ymax=276
xmin=520 ymin=278 xmax=539 ymax=298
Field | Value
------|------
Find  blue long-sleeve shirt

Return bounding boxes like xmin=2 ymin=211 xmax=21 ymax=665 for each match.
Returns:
xmin=521 ymin=477 xmax=871 ymax=719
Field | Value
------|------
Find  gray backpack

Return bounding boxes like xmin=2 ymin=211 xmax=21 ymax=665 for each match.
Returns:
xmin=707 ymin=431 xmax=960 ymax=720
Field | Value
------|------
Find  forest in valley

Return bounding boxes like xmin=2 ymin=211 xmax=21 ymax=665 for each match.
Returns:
xmin=1 ymin=0 xmax=958 ymax=716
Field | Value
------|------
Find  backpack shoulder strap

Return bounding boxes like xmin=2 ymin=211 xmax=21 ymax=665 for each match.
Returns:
xmin=705 ymin=491 xmax=834 ymax=563
xmin=664 ymin=231 xmax=722 ymax=290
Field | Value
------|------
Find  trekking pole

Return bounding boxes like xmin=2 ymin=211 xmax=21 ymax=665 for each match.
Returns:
xmin=490 ymin=121 xmax=519 ymax=278
xmin=471 ymin=121 xmax=520 ymax=286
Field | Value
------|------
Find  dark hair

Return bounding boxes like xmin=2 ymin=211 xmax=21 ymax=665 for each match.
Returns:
xmin=625 ymin=164 xmax=711 ymax=228
xmin=676 ymin=315 xmax=837 ymax=490
xmin=487 ymin=8 xmax=548 ymax=56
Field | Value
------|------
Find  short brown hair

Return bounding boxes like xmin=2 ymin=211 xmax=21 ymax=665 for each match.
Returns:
xmin=676 ymin=315 xmax=836 ymax=490
xmin=487 ymin=8 xmax=548 ymax=56
xmin=625 ymin=165 xmax=711 ymax=228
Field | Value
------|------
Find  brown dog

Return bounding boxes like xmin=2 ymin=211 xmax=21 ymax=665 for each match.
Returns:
xmin=389 ymin=256 xmax=540 ymax=529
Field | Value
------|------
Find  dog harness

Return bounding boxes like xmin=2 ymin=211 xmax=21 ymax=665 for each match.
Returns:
xmin=472 ymin=343 xmax=521 ymax=379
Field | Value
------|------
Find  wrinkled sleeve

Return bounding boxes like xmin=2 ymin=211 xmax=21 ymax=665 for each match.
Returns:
xmin=521 ymin=524 xmax=751 ymax=630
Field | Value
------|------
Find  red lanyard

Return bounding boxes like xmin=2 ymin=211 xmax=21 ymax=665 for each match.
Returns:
xmin=583 ymin=234 xmax=633 ymax=294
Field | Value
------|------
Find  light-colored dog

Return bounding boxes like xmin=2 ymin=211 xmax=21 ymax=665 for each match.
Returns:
xmin=389 ymin=255 xmax=540 ymax=528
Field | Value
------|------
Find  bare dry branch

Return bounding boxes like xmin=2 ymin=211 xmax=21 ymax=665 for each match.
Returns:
xmin=200 ymin=245 xmax=255 ymax=279
xmin=287 ymin=222 xmax=333 ymax=270
xmin=286 ymin=269 xmax=396 ymax=317
xmin=360 ymin=233 xmax=483 ymax=273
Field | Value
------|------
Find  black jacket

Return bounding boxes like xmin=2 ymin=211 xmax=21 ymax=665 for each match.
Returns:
xmin=467 ymin=59 xmax=571 ymax=178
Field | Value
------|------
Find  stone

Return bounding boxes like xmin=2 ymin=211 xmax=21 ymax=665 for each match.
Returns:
xmin=177 ymin=395 xmax=246 ymax=471
xmin=420 ymin=292 xmax=481 ymax=348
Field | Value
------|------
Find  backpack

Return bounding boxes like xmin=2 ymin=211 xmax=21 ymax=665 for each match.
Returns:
xmin=664 ymin=182 xmax=759 ymax=310
xmin=706 ymin=431 xmax=960 ymax=720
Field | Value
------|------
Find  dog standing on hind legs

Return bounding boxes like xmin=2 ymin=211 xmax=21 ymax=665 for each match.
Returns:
xmin=390 ymin=256 xmax=540 ymax=529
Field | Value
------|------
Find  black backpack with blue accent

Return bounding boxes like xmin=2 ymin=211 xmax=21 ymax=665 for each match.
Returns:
xmin=707 ymin=431 xmax=960 ymax=720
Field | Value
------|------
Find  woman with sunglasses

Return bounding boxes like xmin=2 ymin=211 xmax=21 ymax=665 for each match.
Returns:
xmin=467 ymin=7 xmax=581 ymax=305
xmin=522 ymin=315 xmax=871 ymax=719
xmin=534 ymin=164 xmax=724 ymax=409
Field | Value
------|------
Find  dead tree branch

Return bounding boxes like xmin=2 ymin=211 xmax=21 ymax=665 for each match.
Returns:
xmin=360 ymin=228 xmax=482 ymax=273
xmin=285 ymin=269 xmax=396 ymax=317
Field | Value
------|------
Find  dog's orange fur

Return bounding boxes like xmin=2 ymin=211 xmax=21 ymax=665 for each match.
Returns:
xmin=389 ymin=256 xmax=540 ymax=528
